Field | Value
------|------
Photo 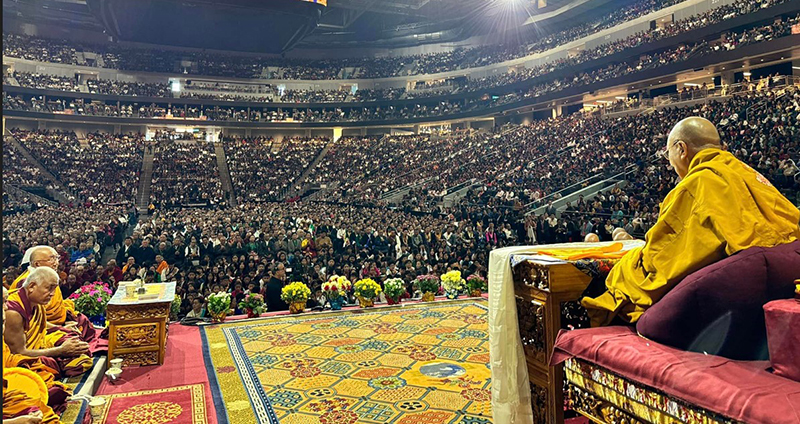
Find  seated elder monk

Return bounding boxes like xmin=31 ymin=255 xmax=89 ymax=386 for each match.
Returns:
xmin=3 ymin=287 xmax=70 ymax=424
xmin=582 ymin=117 xmax=800 ymax=326
xmin=5 ymin=267 xmax=92 ymax=378
xmin=11 ymin=246 xmax=97 ymax=343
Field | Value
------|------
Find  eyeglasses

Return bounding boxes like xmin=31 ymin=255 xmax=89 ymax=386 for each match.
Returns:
xmin=661 ymin=140 xmax=681 ymax=159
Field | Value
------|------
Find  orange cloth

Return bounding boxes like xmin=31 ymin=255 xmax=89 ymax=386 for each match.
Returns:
xmin=156 ymin=260 xmax=169 ymax=280
xmin=531 ymin=243 xmax=629 ymax=261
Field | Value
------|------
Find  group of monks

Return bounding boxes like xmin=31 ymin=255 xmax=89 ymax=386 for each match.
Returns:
xmin=3 ymin=246 xmax=104 ymax=424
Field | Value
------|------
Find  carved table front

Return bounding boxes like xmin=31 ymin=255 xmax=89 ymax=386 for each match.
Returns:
xmin=510 ymin=244 xmax=636 ymax=424
xmin=107 ymin=282 xmax=176 ymax=366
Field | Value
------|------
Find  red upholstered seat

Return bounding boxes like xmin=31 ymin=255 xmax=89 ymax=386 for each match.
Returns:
xmin=552 ymin=326 xmax=800 ymax=424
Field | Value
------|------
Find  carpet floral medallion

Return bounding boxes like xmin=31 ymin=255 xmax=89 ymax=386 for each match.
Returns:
xmin=96 ymin=384 xmax=207 ymax=424
xmin=201 ymin=299 xmax=492 ymax=424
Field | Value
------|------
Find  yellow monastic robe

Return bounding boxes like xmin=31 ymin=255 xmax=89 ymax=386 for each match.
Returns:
xmin=11 ymin=270 xmax=76 ymax=325
xmin=582 ymin=149 xmax=800 ymax=326
xmin=7 ymin=290 xmax=92 ymax=377
xmin=3 ymin=367 xmax=63 ymax=424
xmin=3 ymin=338 xmax=68 ymax=392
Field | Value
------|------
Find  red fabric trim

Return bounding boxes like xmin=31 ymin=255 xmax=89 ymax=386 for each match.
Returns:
xmin=552 ymin=326 xmax=800 ymax=424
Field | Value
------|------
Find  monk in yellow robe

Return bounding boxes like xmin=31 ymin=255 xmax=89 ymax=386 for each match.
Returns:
xmin=3 ymin=287 xmax=67 ymax=424
xmin=582 ymin=117 xmax=800 ymax=326
xmin=11 ymin=246 xmax=97 ymax=343
xmin=5 ymin=267 xmax=92 ymax=379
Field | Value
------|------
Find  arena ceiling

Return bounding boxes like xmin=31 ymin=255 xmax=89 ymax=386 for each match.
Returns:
xmin=3 ymin=0 xmax=603 ymax=52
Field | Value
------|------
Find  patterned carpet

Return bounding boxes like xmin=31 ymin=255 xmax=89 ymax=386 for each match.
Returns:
xmin=97 ymin=384 xmax=208 ymax=424
xmin=201 ymin=299 xmax=492 ymax=424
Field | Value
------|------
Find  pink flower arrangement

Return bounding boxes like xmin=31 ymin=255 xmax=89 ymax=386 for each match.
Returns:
xmin=70 ymin=281 xmax=113 ymax=317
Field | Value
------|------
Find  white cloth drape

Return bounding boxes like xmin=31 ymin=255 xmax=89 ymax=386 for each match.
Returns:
xmin=488 ymin=241 xmax=643 ymax=424
xmin=488 ymin=245 xmax=538 ymax=424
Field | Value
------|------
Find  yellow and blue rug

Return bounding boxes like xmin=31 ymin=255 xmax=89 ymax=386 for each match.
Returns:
xmin=201 ymin=299 xmax=492 ymax=424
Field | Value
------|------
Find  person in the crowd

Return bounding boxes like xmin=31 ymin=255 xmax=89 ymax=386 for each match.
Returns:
xmin=116 ymin=237 xmax=137 ymax=266
xmin=186 ymin=297 xmax=205 ymax=318
xmin=265 ymin=264 xmax=288 ymax=312
xmin=582 ymin=117 xmax=800 ymax=326
xmin=5 ymin=267 xmax=92 ymax=378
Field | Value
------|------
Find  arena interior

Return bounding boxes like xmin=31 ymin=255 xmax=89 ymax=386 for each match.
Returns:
xmin=2 ymin=0 xmax=800 ymax=423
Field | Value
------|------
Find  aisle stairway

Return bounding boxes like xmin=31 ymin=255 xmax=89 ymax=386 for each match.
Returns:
xmin=136 ymin=144 xmax=155 ymax=214
xmin=4 ymin=134 xmax=77 ymax=203
xmin=284 ymin=138 xmax=335 ymax=199
xmin=214 ymin=143 xmax=236 ymax=207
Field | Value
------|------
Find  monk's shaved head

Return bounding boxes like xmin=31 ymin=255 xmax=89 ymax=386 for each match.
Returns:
xmin=667 ymin=117 xmax=721 ymax=150
xmin=30 ymin=245 xmax=58 ymax=270
xmin=666 ymin=117 xmax=723 ymax=179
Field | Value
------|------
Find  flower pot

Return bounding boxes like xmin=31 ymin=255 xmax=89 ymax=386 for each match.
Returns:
xmin=289 ymin=301 xmax=307 ymax=314
xmin=470 ymin=289 xmax=482 ymax=298
xmin=386 ymin=296 xmax=401 ymax=305
xmin=329 ymin=297 xmax=344 ymax=310
xmin=445 ymin=290 xmax=459 ymax=300
xmin=209 ymin=309 xmax=227 ymax=323
xmin=89 ymin=314 xmax=106 ymax=328
xmin=421 ymin=292 xmax=435 ymax=302
xmin=246 ymin=309 xmax=259 ymax=319
xmin=358 ymin=297 xmax=375 ymax=308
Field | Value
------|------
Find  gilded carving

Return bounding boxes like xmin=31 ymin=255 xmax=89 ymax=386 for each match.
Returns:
xmin=116 ymin=350 xmax=159 ymax=366
xmin=566 ymin=384 xmax=644 ymax=424
xmin=107 ymin=303 xmax=170 ymax=321
xmin=530 ymin=381 xmax=550 ymax=424
xmin=560 ymin=300 xmax=590 ymax=330
xmin=116 ymin=324 xmax=159 ymax=347
xmin=514 ymin=262 xmax=551 ymax=291
xmin=515 ymin=295 xmax=546 ymax=363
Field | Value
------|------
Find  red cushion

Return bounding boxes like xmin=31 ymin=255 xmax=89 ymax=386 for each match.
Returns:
xmin=765 ymin=299 xmax=800 ymax=382
xmin=552 ymin=326 xmax=800 ymax=424
xmin=636 ymin=240 xmax=800 ymax=360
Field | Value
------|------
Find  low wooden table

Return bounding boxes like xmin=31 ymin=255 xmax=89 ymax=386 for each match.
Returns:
xmin=508 ymin=241 xmax=642 ymax=423
xmin=107 ymin=282 xmax=176 ymax=366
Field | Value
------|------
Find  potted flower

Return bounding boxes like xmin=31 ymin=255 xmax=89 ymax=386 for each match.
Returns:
xmin=441 ymin=270 xmax=465 ymax=300
xmin=207 ymin=292 xmax=232 ymax=323
xmin=322 ymin=275 xmax=351 ymax=310
xmin=239 ymin=292 xmax=266 ymax=318
xmin=466 ymin=274 xmax=487 ymax=297
xmin=68 ymin=282 xmax=113 ymax=327
xmin=170 ymin=295 xmax=181 ymax=322
xmin=281 ymin=282 xmax=311 ymax=314
xmin=383 ymin=278 xmax=406 ymax=305
xmin=354 ymin=278 xmax=381 ymax=308
xmin=415 ymin=274 xmax=440 ymax=302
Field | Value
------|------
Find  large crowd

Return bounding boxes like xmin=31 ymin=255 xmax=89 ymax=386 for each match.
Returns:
xmin=1 ymin=0 xmax=791 ymax=115
xmin=5 ymin=11 xmax=798 ymax=124
xmin=150 ymin=139 xmax=226 ymax=208
xmin=11 ymin=130 xmax=145 ymax=204
xmin=2 ymin=0 xmax=799 ymax=319
xmin=1 ymin=82 xmax=798 ymax=317
xmin=223 ymin=136 xmax=329 ymax=203
xmin=5 ymin=0 xmax=783 ymax=81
